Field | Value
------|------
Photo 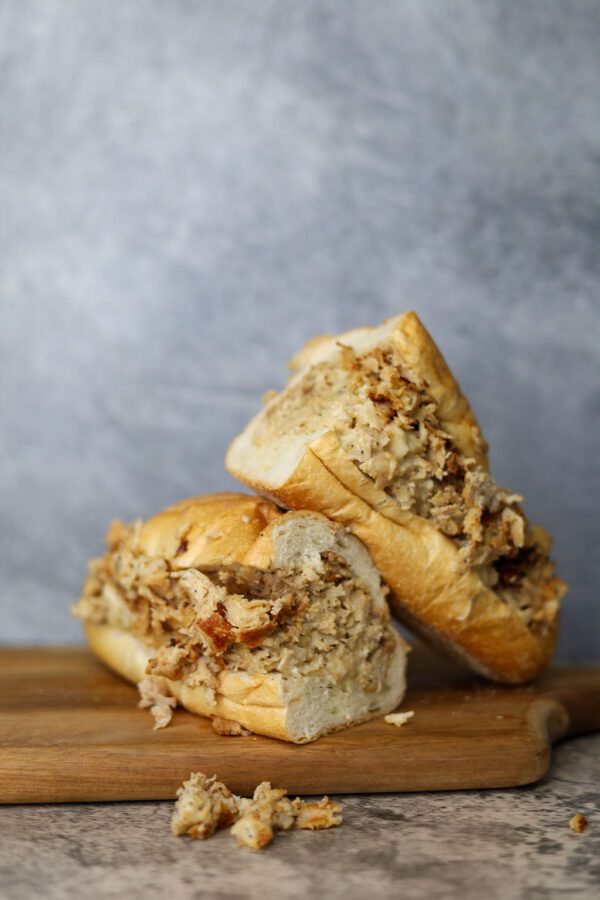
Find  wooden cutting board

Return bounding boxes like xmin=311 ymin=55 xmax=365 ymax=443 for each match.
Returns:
xmin=1 ymin=645 xmax=599 ymax=803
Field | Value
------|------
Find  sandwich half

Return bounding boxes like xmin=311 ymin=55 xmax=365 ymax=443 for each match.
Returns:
xmin=73 ymin=492 xmax=408 ymax=743
xmin=227 ymin=312 xmax=567 ymax=683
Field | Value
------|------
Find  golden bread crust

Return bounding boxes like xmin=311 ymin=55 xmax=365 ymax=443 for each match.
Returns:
xmin=139 ymin=492 xmax=282 ymax=569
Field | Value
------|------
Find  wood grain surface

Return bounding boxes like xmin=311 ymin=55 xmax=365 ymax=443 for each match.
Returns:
xmin=1 ymin=645 xmax=599 ymax=803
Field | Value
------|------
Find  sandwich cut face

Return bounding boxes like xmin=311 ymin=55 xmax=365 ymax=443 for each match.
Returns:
xmin=226 ymin=313 xmax=567 ymax=683
xmin=73 ymin=493 xmax=408 ymax=743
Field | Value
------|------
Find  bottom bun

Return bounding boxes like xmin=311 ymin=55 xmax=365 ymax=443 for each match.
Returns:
xmin=86 ymin=622 xmax=407 ymax=744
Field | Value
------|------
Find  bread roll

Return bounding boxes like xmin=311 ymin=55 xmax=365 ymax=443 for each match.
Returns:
xmin=227 ymin=312 xmax=566 ymax=683
xmin=74 ymin=493 xmax=408 ymax=742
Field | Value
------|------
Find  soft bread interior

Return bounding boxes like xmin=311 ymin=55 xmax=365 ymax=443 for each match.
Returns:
xmin=74 ymin=495 xmax=408 ymax=742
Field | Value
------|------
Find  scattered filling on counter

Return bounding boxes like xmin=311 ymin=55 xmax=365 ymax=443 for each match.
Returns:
xmin=569 ymin=813 xmax=588 ymax=834
xmin=171 ymin=772 xmax=238 ymax=839
xmin=171 ymin=772 xmax=342 ymax=850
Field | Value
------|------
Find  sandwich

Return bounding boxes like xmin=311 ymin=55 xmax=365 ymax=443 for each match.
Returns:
xmin=227 ymin=312 xmax=567 ymax=683
xmin=73 ymin=492 xmax=408 ymax=743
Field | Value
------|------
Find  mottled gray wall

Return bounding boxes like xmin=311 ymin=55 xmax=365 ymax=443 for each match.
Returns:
xmin=1 ymin=1 xmax=598 ymax=659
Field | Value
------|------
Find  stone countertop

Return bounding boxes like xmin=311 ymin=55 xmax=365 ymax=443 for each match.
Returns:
xmin=1 ymin=735 xmax=598 ymax=900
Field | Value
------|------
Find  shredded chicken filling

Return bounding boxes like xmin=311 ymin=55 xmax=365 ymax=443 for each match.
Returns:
xmin=73 ymin=521 xmax=396 ymax=696
xmin=263 ymin=342 xmax=562 ymax=629
xmin=171 ymin=772 xmax=342 ymax=849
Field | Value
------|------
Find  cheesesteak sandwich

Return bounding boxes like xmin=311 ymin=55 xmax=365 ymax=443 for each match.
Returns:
xmin=227 ymin=312 xmax=567 ymax=684
xmin=73 ymin=493 xmax=408 ymax=742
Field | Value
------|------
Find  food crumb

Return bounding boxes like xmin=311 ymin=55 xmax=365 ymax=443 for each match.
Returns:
xmin=241 ymin=515 xmax=250 ymax=524
xmin=211 ymin=716 xmax=251 ymax=736
xmin=172 ymin=772 xmax=342 ymax=850
xmin=171 ymin=773 xmax=238 ymax=838
xmin=384 ymin=711 xmax=414 ymax=727
xmin=231 ymin=814 xmax=274 ymax=850
xmin=569 ymin=813 xmax=587 ymax=834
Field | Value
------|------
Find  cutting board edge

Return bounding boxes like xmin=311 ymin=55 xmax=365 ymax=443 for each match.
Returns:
xmin=0 ymin=730 xmax=552 ymax=803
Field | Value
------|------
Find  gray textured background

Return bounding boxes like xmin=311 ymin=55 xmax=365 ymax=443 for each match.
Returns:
xmin=1 ymin=1 xmax=598 ymax=658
